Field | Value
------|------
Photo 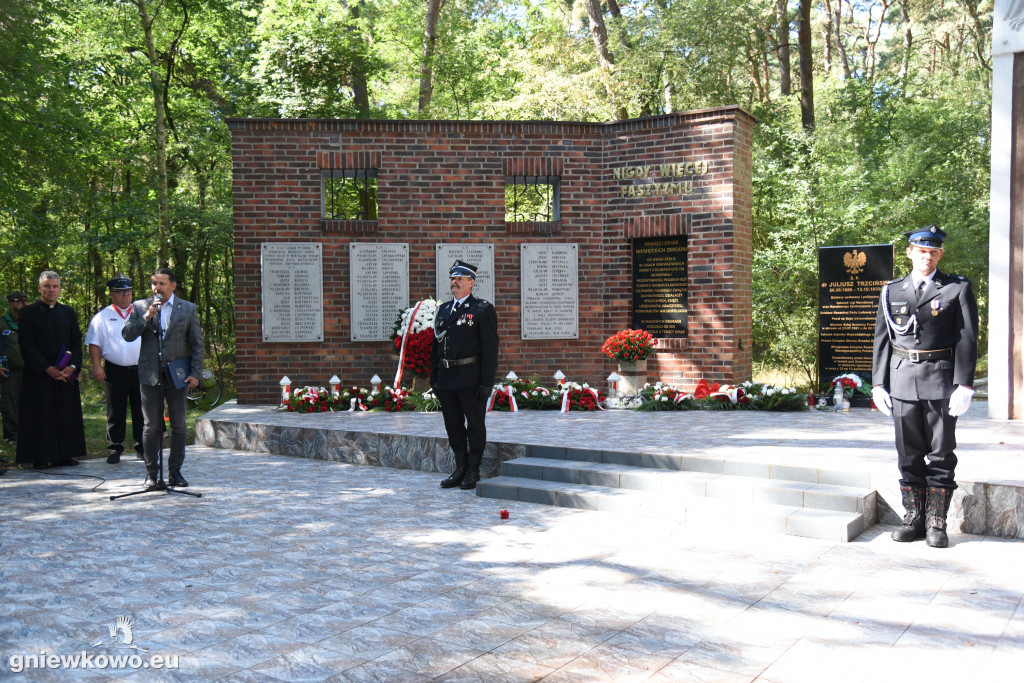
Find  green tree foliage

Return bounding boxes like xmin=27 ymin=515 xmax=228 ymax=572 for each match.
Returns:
xmin=0 ymin=0 xmax=995 ymax=390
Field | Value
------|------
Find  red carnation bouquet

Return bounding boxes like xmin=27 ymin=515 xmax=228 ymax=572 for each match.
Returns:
xmin=601 ymin=329 xmax=656 ymax=362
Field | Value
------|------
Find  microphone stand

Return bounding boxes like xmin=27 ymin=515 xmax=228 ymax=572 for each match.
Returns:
xmin=111 ymin=299 xmax=201 ymax=501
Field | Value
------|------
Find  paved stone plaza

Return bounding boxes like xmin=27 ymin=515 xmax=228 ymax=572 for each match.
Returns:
xmin=2 ymin=432 xmax=1023 ymax=681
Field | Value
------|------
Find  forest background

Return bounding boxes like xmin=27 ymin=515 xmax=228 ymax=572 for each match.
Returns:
xmin=0 ymin=0 xmax=993 ymax=392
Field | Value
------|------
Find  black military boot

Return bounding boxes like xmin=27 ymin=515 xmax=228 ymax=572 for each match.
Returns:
xmin=925 ymin=486 xmax=954 ymax=548
xmin=891 ymin=484 xmax=927 ymax=542
xmin=459 ymin=452 xmax=482 ymax=490
xmin=143 ymin=469 xmax=160 ymax=490
xmin=168 ymin=469 xmax=189 ymax=488
xmin=440 ymin=452 xmax=467 ymax=489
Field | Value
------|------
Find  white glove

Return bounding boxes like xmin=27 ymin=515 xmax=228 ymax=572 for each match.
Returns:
xmin=948 ymin=385 xmax=975 ymax=417
xmin=871 ymin=386 xmax=892 ymax=417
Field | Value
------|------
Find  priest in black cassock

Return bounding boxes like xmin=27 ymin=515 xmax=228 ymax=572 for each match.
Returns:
xmin=16 ymin=271 xmax=87 ymax=469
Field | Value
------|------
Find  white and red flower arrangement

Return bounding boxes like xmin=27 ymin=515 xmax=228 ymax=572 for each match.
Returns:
xmin=637 ymin=379 xmax=806 ymax=411
xmin=283 ymin=386 xmax=340 ymax=413
xmin=487 ymin=375 xmax=559 ymax=412
xmin=557 ymin=382 xmax=606 ymax=412
xmin=828 ymin=373 xmax=871 ymax=400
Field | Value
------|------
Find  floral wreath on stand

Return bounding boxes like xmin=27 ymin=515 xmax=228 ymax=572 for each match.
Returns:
xmin=390 ymin=299 xmax=438 ymax=386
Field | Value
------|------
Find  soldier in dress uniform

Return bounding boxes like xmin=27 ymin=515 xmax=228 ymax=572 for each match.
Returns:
xmin=431 ymin=260 xmax=499 ymax=490
xmin=872 ymin=225 xmax=978 ymax=548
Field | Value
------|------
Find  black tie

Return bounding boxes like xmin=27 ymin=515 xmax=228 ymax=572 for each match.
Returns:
xmin=449 ymin=301 xmax=460 ymax=320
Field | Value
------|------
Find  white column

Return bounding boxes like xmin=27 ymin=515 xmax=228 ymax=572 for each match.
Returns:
xmin=989 ymin=52 xmax=1014 ymax=419
xmin=988 ymin=1 xmax=1024 ymax=419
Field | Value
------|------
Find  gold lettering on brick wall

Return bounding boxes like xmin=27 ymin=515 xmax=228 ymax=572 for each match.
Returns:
xmin=610 ymin=160 xmax=709 ymax=198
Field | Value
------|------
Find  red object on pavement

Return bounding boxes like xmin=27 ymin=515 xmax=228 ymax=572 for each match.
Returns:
xmin=500 ymin=510 xmax=509 ymax=520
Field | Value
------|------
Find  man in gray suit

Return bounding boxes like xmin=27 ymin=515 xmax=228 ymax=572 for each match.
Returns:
xmin=123 ymin=267 xmax=204 ymax=489
xmin=872 ymin=226 xmax=978 ymax=548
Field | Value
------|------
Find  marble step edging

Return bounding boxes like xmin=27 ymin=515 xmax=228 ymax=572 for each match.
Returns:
xmin=501 ymin=457 xmax=877 ymax=523
xmin=477 ymin=476 xmax=866 ymax=542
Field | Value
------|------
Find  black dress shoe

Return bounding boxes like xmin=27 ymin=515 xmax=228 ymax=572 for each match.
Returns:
xmin=440 ymin=469 xmax=467 ymax=489
xmin=53 ymin=459 xmax=79 ymax=467
xmin=32 ymin=462 xmax=50 ymax=470
xmin=143 ymin=473 xmax=161 ymax=490
xmin=926 ymin=527 xmax=949 ymax=548
xmin=459 ymin=472 xmax=480 ymax=490
xmin=106 ymin=453 xmax=121 ymax=464
xmin=168 ymin=470 xmax=189 ymax=487
xmin=891 ymin=519 xmax=925 ymax=542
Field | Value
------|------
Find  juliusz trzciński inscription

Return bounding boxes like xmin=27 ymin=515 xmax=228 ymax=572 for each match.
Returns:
xmin=261 ymin=242 xmax=324 ymax=342
xmin=520 ymin=244 xmax=579 ymax=340
xmin=818 ymin=244 xmax=894 ymax=389
xmin=349 ymin=243 xmax=410 ymax=342
xmin=632 ymin=235 xmax=688 ymax=338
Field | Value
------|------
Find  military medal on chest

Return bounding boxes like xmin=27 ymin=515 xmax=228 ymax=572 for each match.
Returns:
xmin=931 ymin=300 xmax=940 ymax=317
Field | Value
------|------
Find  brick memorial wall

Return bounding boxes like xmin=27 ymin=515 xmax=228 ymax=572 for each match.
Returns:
xmin=228 ymin=107 xmax=755 ymax=404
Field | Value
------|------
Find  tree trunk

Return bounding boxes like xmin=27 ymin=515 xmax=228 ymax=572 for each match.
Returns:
xmin=583 ymin=0 xmax=627 ymax=119
xmin=798 ymin=0 xmax=814 ymax=131
xmin=822 ymin=0 xmax=834 ymax=75
xmin=777 ymin=0 xmax=791 ymax=95
xmin=133 ymin=0 xmax=171 ymax=265
xmin=346 ymin=0 xmax=371 ymax=115
xmin=418 ymin=0 xmax=442 ymax=112
xmin=899 ymin=0 xmax=912 ymax=85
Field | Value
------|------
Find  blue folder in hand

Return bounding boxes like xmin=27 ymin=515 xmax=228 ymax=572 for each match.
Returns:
xmin=167 ymin=357 xmax=192 ymax=390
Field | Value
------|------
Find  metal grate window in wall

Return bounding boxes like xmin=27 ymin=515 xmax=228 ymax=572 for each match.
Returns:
xmin=322 ymin=169 xmax=378 ymax=220
xmin=505 ymin=175 xmax=559 ymax=223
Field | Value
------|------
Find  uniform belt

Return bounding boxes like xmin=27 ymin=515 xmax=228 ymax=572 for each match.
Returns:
xmin=441 ymin=355 xmax=479 ymax=368
xmin=893 ymin=346 xmax=953 ymax=362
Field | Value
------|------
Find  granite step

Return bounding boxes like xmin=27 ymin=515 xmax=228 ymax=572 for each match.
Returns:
xmin=477 ymin=456 xmax=876 ymax=542
xmin=533 ymin=445 xmax=874 ymax=489
xmin=501 ymin=457 xmax=876 ymax=517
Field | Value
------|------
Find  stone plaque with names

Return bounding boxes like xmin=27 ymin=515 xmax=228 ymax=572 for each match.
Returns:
xmin=350 ymin=243 xmax=410 ymax=341
xmin=435 ymin=244 xmax=495 ymax=303
xmin=520 ymin=244 xmax=579 ymax=340
xmin=261 ymin=242 xmax=324 ymax=342
xmin=631 ymin=235 xmax=688 ymax=338
xmin=818 ymin=244 xmax=894 ymax=391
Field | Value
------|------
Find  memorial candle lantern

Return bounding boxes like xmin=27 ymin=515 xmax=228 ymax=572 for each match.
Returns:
xmin=329 ymin=375 xmax=341 ymax=397
xmin=279 ymin=376 xmax=291 ymax=404
xmin=607 ymin=372 xmax=621 ymax=398
xmin=553 ymin=370 xmax=565 ymax=386
xmin=370 ymin=374 xmax=382 ymax=394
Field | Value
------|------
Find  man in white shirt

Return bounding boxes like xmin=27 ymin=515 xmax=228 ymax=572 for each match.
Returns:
xmin=86 ymin=276 xmax=143 ymax=464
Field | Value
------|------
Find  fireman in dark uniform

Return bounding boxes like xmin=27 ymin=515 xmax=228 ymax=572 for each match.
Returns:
xmin=431 ymin=260 xmax=499 ymax=490
xmin=872 ymin=225 xmax=978 ymax=548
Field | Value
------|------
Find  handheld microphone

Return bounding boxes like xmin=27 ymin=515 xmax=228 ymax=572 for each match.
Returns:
xmin=153 ymin=294 xmax=163 ymax=307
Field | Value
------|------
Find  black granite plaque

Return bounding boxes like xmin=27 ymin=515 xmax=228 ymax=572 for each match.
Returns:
xmin=818 ymin=244 xmax=894 ymax=392
xmin=631 ymin=235 xmax=688 ymax=338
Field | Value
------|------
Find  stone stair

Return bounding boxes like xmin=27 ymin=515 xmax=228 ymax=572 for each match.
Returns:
xmin=476 ymin=445 xmax=877 ymax=542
